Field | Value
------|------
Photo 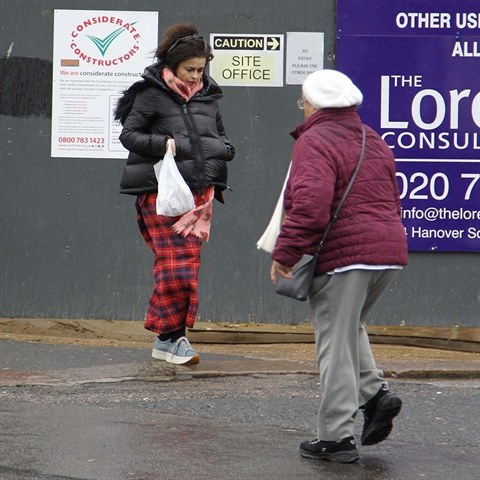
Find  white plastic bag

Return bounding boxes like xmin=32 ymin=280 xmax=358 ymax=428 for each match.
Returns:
xmin=256 ymin=162 xmax=292 ymax=252
xmin=154 ymin=145 xmax=195 ymax=216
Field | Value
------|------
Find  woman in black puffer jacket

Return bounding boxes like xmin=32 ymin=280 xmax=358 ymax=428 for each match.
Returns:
xmin=115 ymin=23 xmax=235 ymax=366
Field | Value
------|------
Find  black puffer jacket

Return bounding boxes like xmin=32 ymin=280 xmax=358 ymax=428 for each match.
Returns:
xmin=115 ymin=63 xmax=235 ymax=198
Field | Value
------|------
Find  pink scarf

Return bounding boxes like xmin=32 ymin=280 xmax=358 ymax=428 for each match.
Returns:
xmin=162 ymin=69 xmax=212 ymax=240
xmin=173 ymin=187 xmax=214 ymax=241
xmin=162 ymin=68 xmax=203 ymax=101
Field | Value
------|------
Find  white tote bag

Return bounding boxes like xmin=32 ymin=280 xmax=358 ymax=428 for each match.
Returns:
xmin=256 ymin=162 xmax=292 ymax=253
xmin=154 ymin=145 xmax=195 ymax=217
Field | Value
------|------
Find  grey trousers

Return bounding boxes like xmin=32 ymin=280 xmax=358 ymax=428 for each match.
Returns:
xmin=309 ymin=269 xmax=399 ymax=441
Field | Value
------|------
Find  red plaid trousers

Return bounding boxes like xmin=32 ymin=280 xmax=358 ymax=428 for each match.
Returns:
xmin=135 ymin=193 xmax=202 ymax=334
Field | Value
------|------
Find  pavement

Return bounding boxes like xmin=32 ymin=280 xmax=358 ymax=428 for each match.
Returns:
xmin=1 ymin=318 xmax=479 ymax=386
xmin=2 ymin=319 xmax=479 ymax=480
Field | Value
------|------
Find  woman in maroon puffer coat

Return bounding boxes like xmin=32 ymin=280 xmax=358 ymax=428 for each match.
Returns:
xmin=271 ymin=70 xmax=408 ymax=463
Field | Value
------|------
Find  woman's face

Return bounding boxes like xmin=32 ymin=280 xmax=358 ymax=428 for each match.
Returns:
xmin=303 ymin=95 xmax=317 ymax=119
xmin=175 ymin=57 xmax=207 ymax=88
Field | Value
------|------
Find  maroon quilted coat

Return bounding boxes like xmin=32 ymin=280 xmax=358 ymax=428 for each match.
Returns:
xmin=272 ymin=106 xmax=408 ymax=274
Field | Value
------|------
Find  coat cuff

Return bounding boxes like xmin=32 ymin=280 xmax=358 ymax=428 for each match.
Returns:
xmin=271 ymin=246 xmax=302 ymax=267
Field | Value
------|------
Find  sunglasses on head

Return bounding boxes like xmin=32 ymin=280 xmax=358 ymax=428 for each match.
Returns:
xmin=167 ymin=34 xmax=209 ymax=54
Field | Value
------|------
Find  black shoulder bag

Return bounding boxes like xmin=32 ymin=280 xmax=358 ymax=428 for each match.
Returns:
xmin=275 ymin=125 xmax=366 ymax=301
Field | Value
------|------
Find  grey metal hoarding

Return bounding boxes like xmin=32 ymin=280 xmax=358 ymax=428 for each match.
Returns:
xmin=1 ymin=0 xmax=478 ymax=326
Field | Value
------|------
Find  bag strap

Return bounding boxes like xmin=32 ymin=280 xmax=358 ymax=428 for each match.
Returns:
xmin=314 ymin=125 xmax=366 ymax=257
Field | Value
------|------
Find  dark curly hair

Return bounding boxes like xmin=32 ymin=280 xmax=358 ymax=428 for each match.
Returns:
xmin=155 ymin=23 xmax=213 ymax=73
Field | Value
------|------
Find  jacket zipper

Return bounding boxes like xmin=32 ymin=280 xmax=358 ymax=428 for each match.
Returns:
xmin=182 ymin=103 xmax=207 ymax=188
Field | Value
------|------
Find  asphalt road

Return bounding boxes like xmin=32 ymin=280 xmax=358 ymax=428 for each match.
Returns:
xmin=0 ymin=338 xmax=478 ymax=480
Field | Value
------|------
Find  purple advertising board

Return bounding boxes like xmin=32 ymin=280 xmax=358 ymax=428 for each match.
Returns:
xmin=337 ymin=0 xmax=480 ymax=252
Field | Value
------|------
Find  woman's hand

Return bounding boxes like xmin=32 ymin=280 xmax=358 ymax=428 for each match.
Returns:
xmin=270 ymin=261 xmax=293 ymax=284
xmin=166 ymin=138 xmax=176 ymax=156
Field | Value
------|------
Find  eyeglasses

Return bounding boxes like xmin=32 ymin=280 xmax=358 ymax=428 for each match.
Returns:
xmin=297 ymin=98 xmax=304 ymax=110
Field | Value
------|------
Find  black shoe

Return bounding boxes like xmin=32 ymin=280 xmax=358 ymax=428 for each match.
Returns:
xmin=299 ymin=436 xmax=359 ymax=463
xmin=361 ymin=386 xmax=402 ymax=446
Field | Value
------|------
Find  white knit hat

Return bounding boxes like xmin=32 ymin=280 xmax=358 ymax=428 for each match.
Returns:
xmin=302 ymin=69 xmax=363 ymax=109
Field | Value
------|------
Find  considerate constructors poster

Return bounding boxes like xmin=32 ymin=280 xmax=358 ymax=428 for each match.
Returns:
xmin=51 ymin=10 xmax=158 ymax=159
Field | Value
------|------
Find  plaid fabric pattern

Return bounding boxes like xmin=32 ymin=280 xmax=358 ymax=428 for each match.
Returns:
xmin=136 ymin=193 xmax=202 ymax=334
